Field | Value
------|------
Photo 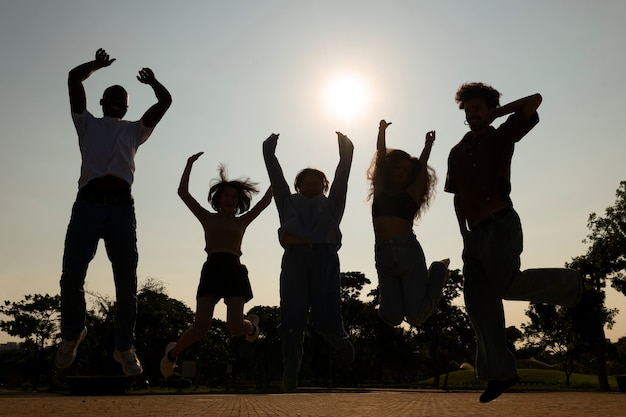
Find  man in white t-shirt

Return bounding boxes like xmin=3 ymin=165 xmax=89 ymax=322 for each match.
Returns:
xmin=55 ymin=48 xmax=172 ymax=376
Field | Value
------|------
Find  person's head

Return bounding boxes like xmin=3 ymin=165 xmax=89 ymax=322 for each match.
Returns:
xmin=367 ymin=148 xmax=437 ymax=220
xmin=208 ymin=164 xmax=259 ymax=215
xmin=294 ymin=168 xmax=329 ymax=198
xmin=100 ymin=85 xmax=129 ymax=118
xmin=455 ymin=82 xmax=501 ymax=132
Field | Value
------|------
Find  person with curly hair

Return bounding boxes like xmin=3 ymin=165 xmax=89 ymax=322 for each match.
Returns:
xmin=368 ymin=120 xmax=449 ymax=328
xmin=445 ymin=82 xmax=582 ymax=403
xmin=160 ymin=153 xmax=272 ymax=378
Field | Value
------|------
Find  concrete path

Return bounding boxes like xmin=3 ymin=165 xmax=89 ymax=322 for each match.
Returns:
xmin=1 ymin=389 xmax=625 ymax=417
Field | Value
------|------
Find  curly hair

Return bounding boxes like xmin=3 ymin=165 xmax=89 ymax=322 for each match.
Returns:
xmin=294 ymin=168 xmax=329 ymax=194
xmin=367 ymin=149 xmax=437 ymax=221
xmin=455 ymin=82 xmax=501 ymax=109
xmin=208 ymin=164 xmax=259 ymax=214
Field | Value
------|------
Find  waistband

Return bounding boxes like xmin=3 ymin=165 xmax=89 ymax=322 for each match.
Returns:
xmin=375 ymin=231 xmax=416 ymax=247
xmin=77 ymin=188 xmax=133 ymax=206
xmin=284 ymin=242 xmax=336 ymax=250
xmin=206 ymin=252 xmax=241 ymax=263
xmin=470 ymin=206 xmax=514 ymax=231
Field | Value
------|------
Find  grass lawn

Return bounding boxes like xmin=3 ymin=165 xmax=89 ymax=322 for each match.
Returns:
xmin=419 ymin=369 xmax=623 ymax=392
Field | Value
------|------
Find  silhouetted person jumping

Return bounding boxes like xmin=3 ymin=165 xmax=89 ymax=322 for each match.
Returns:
xmin=367 ymin=119 xmax=449 ymax=328
xmin=55 ymin=48 xmax=172 ymax=376
xmin=263 ymin=131 xmax=355 ymax=391
xmin=160 ymin=154 xmax=272 ymax=378
xmin=444 ymin=82 xmax=581 ymax=402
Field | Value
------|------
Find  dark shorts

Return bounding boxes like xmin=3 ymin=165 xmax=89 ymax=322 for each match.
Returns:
xmin=197 ymin=252 xmax=253 ymax=302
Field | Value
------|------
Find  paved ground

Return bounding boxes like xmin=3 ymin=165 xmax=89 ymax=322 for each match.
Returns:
xmin=1 ymin=389 xmax=625 ymax=417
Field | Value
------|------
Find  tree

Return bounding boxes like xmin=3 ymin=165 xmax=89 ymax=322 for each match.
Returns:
xmin=522 ymin=304 xmax=578 ymax=385
xmin=548 ymin=181 xmax=626 ymax=391
xmin=564 ymin=258 xmax=617 ymax=391
xmin=133 ymin=279 xmax=195 ymax=383
xmin=0 ymin=294 xmax=61 ymax=389
xmin=0 ymin=294 xmax=60 ymax=350
xmin=583 ymin=181 xmax=626 ymax=295
xmin=415 ymin=269 xmax=474 ymax=388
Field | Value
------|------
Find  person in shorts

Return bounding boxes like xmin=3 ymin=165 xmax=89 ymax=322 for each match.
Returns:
xmin=160 ymin=152 xmax=272 ymax=378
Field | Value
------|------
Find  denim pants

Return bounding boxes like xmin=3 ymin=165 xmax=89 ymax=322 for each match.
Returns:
xmin=279 ymin=244 xmax=350 ymax=389
xmin=60 ymin=198 xmax=138 ymax=351
xmin=375 ymin=231 xmax=448 ymax=327
xmin=462 ymin=207 xmax=581 ymax=381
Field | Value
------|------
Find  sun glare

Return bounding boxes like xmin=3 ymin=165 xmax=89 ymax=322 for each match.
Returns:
xmin=325 ymin=74 xmax=368 ymax=122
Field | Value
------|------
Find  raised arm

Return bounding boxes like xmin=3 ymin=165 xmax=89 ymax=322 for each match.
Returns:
xmin=329 ymin=131 xmax=354 ymax=221
xmin=242 ymin=186 xmax=273 ymax=223
xmin=262 ymin=133 xmax=291 ymax=215
xmin=407 ymin=130 xmax=435 ymax=200
xmin=68 ymin=48 xmax=115 ymax=114
xmin=376 ymin=119 xmax=391 ymax=161
xmin=137 ymin=68 xmax=172 ymax=128
xmin=178 ymin=152 xmax=207 ymax=219
xmin=493 ymin=93 xmax=542 ymax=121
xmin=418 ymin=130 xmax=435 ymax=164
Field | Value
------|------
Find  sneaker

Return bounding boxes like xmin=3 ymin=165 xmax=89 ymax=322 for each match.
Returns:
xmin=113 ymin=347 xmax=143 ymax=376
xmin=245 ymin=314 xmax=260 ymax=342
xmin=55 ymin=327 xmax=87 ymax=369
xmin=479 ymin=375 xmax=520 ymax=403
xmin=160 ymin=342 xmax=177 ymax=378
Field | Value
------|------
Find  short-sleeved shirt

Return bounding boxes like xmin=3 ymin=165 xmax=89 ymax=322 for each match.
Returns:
xmin=72 ymin=110 xmax=153 ymax=189
xmin=444 ymin=112 xmax=539 ymax=218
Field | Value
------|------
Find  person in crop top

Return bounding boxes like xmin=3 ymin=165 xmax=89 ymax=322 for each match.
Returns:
xmin=367 ymin=119 xmax=449 ymax=328
xmin=263 ymin=131 xmax=355 ymax=392
xmin=160 ymin=152 xmax=272 ymax=378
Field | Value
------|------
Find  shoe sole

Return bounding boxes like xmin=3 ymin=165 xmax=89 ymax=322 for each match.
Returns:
xmin=54 ymin=327 xmax=87 ymax=369
xmin=114 ymin=350 xmax=143 ymax=376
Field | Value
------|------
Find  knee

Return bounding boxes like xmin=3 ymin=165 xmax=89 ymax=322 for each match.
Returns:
xmin=227 ymin=321 xmax=246 ymax=337
xmin=378 ymin=308 xmax=403 ymax=327
xmin=404 ymin=313 xmax=427 ymax=328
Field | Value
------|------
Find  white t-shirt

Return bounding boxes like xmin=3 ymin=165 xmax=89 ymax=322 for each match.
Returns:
xmin=72 ymin=110 xmax=154 ymax=189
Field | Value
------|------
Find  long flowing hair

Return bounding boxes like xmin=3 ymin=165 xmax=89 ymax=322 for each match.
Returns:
xmin=208 ymin=164 xmax=259 ymax=214
xmin=367 ymin=148 xmax=437 ymax=221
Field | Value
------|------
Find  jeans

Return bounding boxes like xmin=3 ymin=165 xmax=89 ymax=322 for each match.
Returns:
xmin=279 ymin=244 xmax=350 ymax=389
xmin=375 ymin=231 xmax=448 ymax=327
xmin=462 ymin=207 xmax=581 ymax=381
xmin=60 ymin=198 xmax=138 ymax=351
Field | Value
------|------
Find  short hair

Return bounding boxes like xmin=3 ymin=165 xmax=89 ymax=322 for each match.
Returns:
xmin=294 ymin=168 xmax=329 ymax=194
xmin=208 ymin=164 xmax=259 ymax=214
xmin=455 ymin=82 xmax=501 ymax=109
xmin=102 ymin=85 xmax=128 ymax=100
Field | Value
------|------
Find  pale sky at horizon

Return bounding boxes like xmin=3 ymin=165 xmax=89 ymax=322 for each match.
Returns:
xmin=2 ymin=1 xmax=626 ymax=346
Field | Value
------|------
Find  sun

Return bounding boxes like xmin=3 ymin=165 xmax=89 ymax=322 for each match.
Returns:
xmin=325 ymin=74 xmax=368 ymax=122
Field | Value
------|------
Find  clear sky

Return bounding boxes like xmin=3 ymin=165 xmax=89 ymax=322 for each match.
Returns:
xmin=2 ymin=1 xmax=626 ymax=344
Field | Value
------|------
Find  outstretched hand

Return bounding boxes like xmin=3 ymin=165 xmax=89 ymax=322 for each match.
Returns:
xmin=137 ymin=67 xmax=156 ymax=85
xmin=379 ymin=119 xmax=392 ymax=131
xmin=264 ymin=133 xmax=280 ymax=152
xmin=336 ymin=131 xmax=354 ymax=153
xmin=425 ymin=130 xmax=435 ymax=146
xmin=95 ymin=48 xmax=116 ymax=68
xmin=187 ymin=152 xmax=204 ymax=163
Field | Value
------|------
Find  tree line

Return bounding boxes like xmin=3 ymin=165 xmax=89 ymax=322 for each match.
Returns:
xmin=3 ymin=181 xmax=626 ymax=391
